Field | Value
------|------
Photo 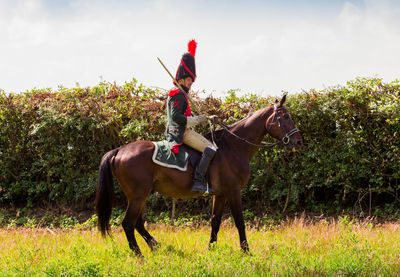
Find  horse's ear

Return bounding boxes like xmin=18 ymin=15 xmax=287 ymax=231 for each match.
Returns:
xmin=280 ymin=94 xmax=287 ymax=106
xmin=275 ymin=99 xmax=279 ymax=104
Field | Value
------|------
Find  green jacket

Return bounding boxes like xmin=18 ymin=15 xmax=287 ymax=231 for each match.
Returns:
xmin=165 ymin=86 xmax=192 ymax=154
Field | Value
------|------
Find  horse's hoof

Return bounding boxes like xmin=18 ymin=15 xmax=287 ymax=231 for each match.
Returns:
xmin=131 ymin=246 xmax=143 ymax=257
xmin=240 ymin=240 xmax=250 ymax=253
xmin=241 ymin=247 xmax=251 ymax=255
xmin=209 ymin=241 xmax=217 ymax=250
xmin=149 ymin=239 xmax=160 ymax=251
xmin=133 ymin=251 xmax=144 ymax=259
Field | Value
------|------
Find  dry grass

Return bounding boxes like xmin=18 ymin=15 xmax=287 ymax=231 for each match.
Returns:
xmin=1 ymin=218 xmax=400 ymax=276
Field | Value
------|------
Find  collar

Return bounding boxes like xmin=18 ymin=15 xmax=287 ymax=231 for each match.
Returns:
xmin=169 ymin=85 xmax=189 ymax=97
xmin=180 ymin=85 xmax=189 ymax=93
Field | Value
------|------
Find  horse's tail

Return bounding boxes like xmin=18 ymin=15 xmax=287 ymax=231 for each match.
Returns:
xmin=95 ymin=148 xmax=119 ymax=237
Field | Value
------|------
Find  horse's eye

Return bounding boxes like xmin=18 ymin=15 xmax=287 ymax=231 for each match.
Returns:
xmin=283 ymin=114 xmax=290 ymax=120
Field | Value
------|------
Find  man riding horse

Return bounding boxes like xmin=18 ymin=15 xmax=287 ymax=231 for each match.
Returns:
xmin=96 ymin=39 xmax=303 ymax=256
xmin=165 ymin=39 xmax=217 ymax=194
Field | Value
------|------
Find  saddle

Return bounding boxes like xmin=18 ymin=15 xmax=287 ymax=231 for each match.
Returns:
xmin=152 ymin=141 xmax=202 ymax=171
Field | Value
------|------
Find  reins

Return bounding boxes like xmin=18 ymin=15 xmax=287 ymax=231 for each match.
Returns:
xmin=208 ymin=105 xmax=299 ymax=148
xmin=209 ymin=117 xmax=279 ymax=148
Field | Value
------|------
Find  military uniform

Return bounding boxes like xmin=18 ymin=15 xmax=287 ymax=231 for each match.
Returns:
xmin=165 ymin=86 xmax=192 ymax=154
xmin=164 ymin=39 xmax=216 ymax=194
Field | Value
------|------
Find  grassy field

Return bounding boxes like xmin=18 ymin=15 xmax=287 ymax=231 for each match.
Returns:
xmin=1 ymin=217 xmax=400 ymax=276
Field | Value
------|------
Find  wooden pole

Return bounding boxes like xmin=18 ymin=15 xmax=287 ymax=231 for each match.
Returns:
xmin=157 ymin=57 xmax=200 ymax=114
xmin=171 ymin=198 xmax=176 ymax=226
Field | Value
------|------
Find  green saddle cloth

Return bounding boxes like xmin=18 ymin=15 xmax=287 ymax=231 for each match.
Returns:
xmin=152 ymin=141 xmax=189 ymax=171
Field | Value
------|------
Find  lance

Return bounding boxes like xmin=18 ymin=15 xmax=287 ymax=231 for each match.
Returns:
xmin=157 ymin=57 xmax=201 ymax=114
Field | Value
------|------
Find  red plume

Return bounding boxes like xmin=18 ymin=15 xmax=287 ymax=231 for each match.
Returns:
xmin=188 ymin=39 xmax=197 ymax=57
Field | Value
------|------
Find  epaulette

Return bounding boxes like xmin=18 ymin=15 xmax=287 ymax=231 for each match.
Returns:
xmin=168 ymin=88 xmax=181 ymax=97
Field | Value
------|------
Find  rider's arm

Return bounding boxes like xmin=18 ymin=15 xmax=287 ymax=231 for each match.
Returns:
xmin=186 ymin=115 xmax=207 ymax=127
xmin=169 ymin=94 xmax=188 ymax=126
xmin=186 ymin=116 xmax=200 ymax=127
xmin=169 ymin=93 xmax=207 ymax=127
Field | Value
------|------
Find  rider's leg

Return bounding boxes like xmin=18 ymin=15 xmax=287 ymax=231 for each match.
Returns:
xmin=183 ymin=129 xmax=217 ymax=194
xmin=191 ymin=146 xmax=216 ymax=194
xmin=183 ymin=129 xmax=215 ymax=152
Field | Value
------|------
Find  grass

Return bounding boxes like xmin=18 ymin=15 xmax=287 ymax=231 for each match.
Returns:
xmin=1 ymin=217 xmax=400 ymax=276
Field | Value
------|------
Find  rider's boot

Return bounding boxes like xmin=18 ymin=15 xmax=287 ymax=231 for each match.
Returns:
xmin=191 ymin=147 xmax=216 ymax=195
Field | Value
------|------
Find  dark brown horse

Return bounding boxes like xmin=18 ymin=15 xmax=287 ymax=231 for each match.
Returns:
xmin=95 ymin=95 xmax=303 ymax=255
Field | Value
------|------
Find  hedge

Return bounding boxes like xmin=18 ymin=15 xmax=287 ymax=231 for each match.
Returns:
xmin=0 ymin=77 xmax=399 ymax=216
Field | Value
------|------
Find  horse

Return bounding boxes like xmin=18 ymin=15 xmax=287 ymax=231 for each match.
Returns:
xmin=95 ymin=94 xmax=303 ymax=256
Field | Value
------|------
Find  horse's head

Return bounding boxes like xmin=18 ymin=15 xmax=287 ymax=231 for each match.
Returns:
xmin=266 ymin=95 xmax=303 ymax=149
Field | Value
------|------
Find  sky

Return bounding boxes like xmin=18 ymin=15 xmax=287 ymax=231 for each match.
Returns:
xmin=1 ymin=0 xmax=400 ymax=97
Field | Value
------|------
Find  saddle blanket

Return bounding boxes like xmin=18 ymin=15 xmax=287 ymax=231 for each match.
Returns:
xmin=152 ymin=141 xmax=189 ymax=171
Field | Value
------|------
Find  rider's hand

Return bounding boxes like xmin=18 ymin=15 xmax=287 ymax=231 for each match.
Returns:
xmin=187 ymin=116 xmax=205 ymax=127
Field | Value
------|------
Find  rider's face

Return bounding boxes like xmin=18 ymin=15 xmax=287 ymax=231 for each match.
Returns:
xmin=179 ymin=77 xmax=193 ymax=90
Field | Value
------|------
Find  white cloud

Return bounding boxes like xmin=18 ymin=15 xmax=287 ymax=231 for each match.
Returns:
xmin=1 ymin=0 xmax=400 ymax=96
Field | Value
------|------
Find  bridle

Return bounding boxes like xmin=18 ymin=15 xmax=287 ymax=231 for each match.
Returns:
xmin=271 ymin=104 xmax=300 ymax=145
xmin=210 ymin=104 xmax=299 ymax=148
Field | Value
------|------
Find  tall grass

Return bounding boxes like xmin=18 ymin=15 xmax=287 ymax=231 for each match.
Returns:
xmin=1 ymin=218 xmax=400 ymax=276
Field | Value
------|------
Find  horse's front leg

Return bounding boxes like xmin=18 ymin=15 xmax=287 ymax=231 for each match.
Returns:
xmin=228 ymin=191 xmax=249 ymax=252
xmin=209 ymin=195 xmax=226 ymax=247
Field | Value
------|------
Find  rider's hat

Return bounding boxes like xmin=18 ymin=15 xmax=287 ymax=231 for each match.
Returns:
xmin=175 ymin=39 xmax=197 ymax=82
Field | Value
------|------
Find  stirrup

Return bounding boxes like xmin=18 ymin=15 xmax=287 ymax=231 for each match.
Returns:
xmin=203 ymin=183 xmax=214 ymax=196
xmin=191 ymin=181 xmax=214 ymax=196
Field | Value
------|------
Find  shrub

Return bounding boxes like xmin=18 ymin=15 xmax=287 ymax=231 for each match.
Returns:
xmin=0 ymin=77 xmax=398 ymax=217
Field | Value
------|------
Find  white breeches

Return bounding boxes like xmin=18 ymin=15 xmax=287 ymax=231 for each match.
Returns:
xmin=183 ymin=129 xmax=217 ymax=153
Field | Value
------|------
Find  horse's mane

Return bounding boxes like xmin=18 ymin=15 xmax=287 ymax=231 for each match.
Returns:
xmin=225 ymin=112 xmax=254 ymax=129
xmin=203 ymin=105 xmax=274 ymax=146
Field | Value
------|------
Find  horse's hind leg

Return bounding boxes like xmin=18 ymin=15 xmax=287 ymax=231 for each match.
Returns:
xmin=136 ymin=213 xmax=159 ymax=251
xmin=122 ymin=200 xmax=146 ymax=256
xmin=209 ymin=195 xmax=226 ymax=247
